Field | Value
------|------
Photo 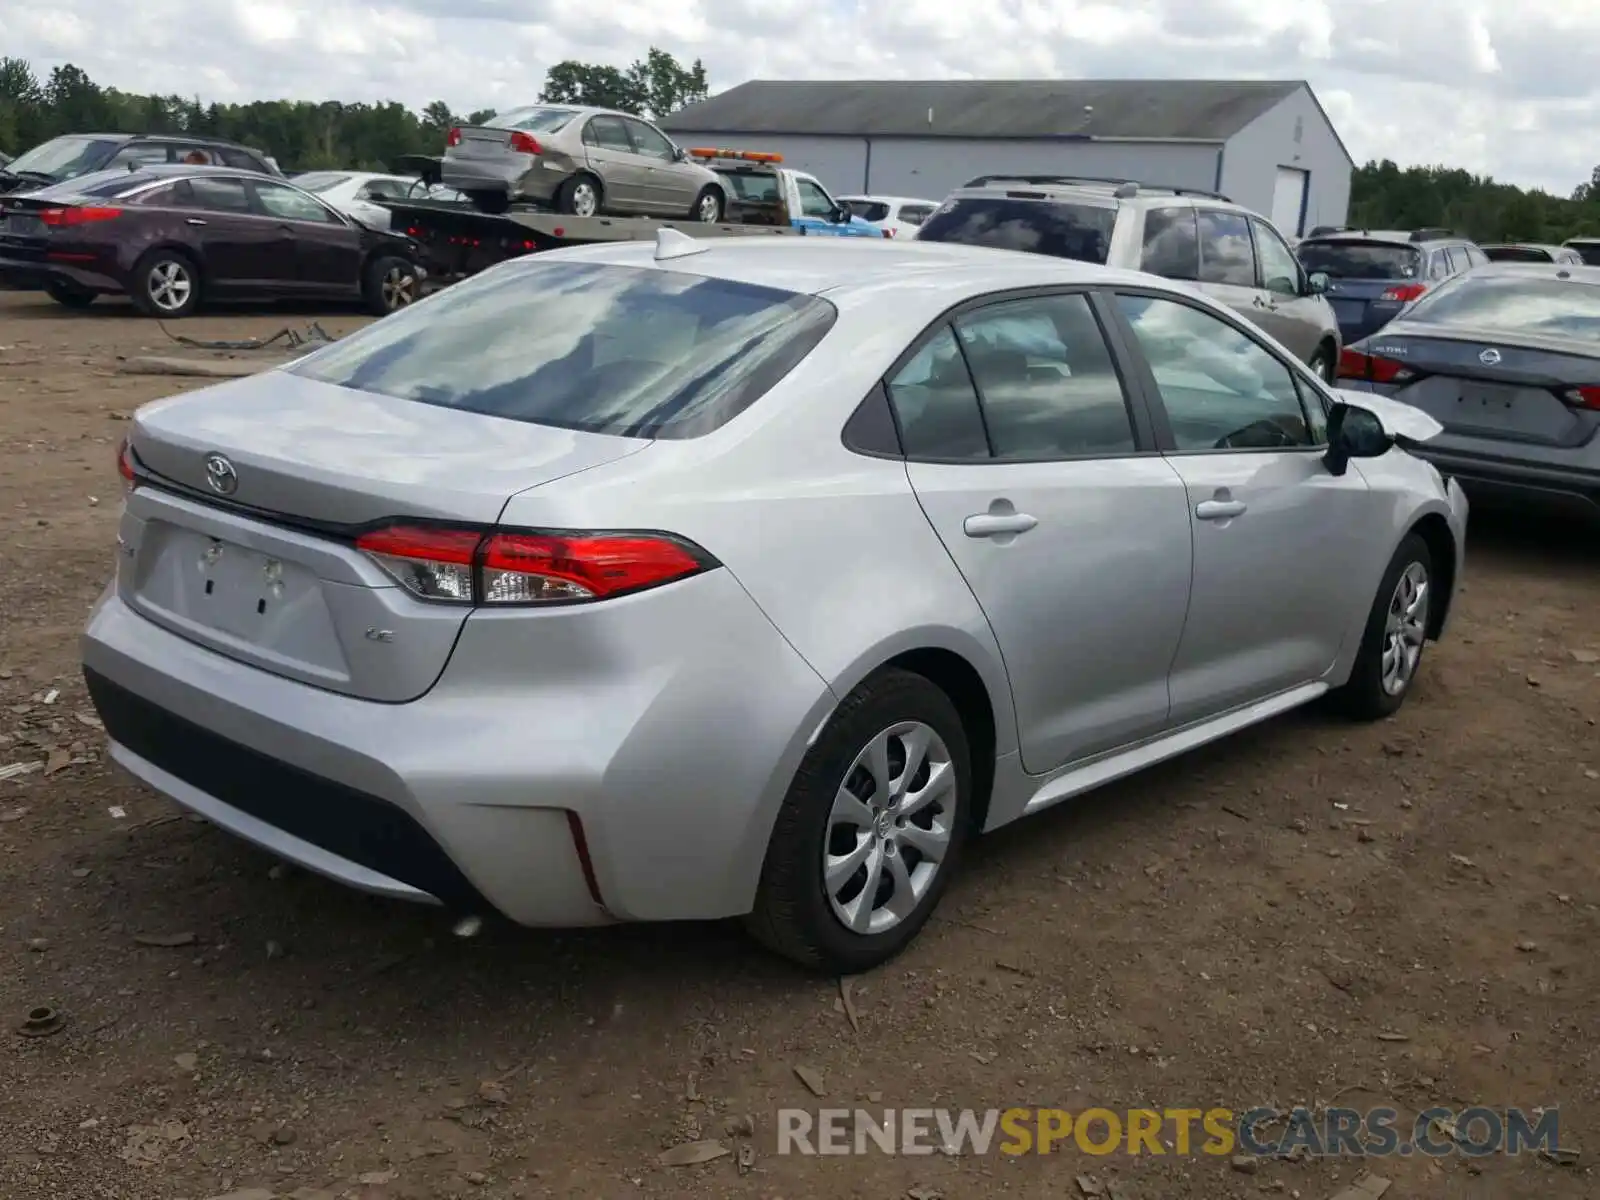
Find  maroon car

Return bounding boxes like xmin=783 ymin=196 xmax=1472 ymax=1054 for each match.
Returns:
xmin=0 ymin=164 xmax=423 ymax=317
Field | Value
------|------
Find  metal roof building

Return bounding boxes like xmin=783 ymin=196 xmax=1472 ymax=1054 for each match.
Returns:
xmin=661 ymin=79 xmax=1353 ymax=237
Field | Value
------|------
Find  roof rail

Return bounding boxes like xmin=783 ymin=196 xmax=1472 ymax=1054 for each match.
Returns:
xmin=1306 ymin=225 xmax=1350 ymax=237
xmin=1409 ymin=227 xmax=1455 ymax=242
xmin=961 ymin=174 xmax=1232 ymax=203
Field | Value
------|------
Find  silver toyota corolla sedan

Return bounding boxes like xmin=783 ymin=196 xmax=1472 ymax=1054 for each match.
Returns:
xmin=83 ymin=236 xmax=1468 ymax=974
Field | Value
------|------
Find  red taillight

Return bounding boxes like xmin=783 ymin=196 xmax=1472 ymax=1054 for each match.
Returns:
xmin=883 ymin=227 xmax=896 ymax=237
xmin=446 ymin=127 xmax=462 ymax=148
xmin=1338 ymin=348 xmax=1411 ymax=384
xmin=1562 ymin=385 xmax=1600 ymax=411
xmin=1380 ymin=282 xmax=1427 ymax=302
xmin=39 ymin=206 xmax=122 ymax=227
xmin=116 ymin=437 xmax=137 ymax=486
xmin=353 ymin=524 xmax=713 ymax=605
xmin=508 ymin=131 xmax=541 ymax=155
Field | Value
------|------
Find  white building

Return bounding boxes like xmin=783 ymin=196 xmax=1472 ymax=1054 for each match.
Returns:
xmin=661 ymin=79 xmax=1353 ymax=237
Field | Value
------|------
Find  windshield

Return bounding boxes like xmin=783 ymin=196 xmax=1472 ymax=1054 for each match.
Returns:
xmin=289 ymin=261 xmax=838 ymax=439
xmin=915 ymin=196 xmax=1116 ymax=264
xmin=292 ymin=172 xmax=350 ymax=193
xmin=483 ymin=106 xmax=579 ymax=133
xmin=1481 ymin=245 xmax=1554 ymax=263
xmin=5 ymin=135 xmax=119 ymax=180
xmin=1297 ymin=240 xmax=1422 ymax=280
xmin=1400 ymin=274 xmax=1600 ymax=339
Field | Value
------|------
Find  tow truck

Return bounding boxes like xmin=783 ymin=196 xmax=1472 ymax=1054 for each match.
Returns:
xmin=379 ymin=148 xmax=884 ymax=282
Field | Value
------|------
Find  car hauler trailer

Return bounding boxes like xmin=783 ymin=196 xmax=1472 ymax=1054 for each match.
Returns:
xmin=379 ymin=148 xmax=878 ymax=284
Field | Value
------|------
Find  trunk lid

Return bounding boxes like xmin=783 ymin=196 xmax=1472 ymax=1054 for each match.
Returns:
xmin=121 ymin=370 xmax=649 ymax=702
xmin=1359 ymin=325 xmax=1600 ymax=449
xmin=450 ymin=126 xmax=522 ymax=159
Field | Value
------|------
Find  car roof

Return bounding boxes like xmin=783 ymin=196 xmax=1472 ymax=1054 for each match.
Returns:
xmin=837 ymin=194 xmax=939 ymax=205
xmin=1483 ymin=242 xmax=1565 ymax=253
xmin=516 ymin=236 xmax=1163 ymax=302
xmin=1464 ymin=261 xmax=1600 ymax=282
xmin=1305 ymin=230 xmax=1464 ymax=247
xmin=944 ymin=177 xmax=1246 ymax=213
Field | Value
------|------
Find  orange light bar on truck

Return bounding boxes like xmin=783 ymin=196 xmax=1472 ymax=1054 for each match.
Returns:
xmin=686 ymin=148 xmax=784 ymax=163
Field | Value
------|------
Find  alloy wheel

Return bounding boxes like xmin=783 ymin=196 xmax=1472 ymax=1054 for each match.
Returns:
xmin=148 ymin=261 xmax=192 ymax=313
xmin=697 ymin=193 xmax=720 ymax=222
xmin=381 ymin=264 xmax=417 ymax=310
xmin=572 ymin=182 xmax=598 ymax=217
xmin=823 ymin=721 xmax=957 ymax=935
xmin=1381 ymin=561 xmax=1429 ymax=695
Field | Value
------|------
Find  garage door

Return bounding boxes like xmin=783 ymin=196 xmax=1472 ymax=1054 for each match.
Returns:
xmin=1271 ymin=167 xmax=1308 ymax=236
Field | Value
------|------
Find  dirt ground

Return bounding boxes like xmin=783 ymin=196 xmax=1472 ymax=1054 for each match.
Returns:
xmin=0 ymin=288 xmax=1597 ymax=1200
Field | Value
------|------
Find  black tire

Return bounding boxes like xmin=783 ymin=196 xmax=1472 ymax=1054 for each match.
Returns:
xmin=129 ymin=249 xmax=200 ymax=318
xmin=45 ymin=281 xmax=96 ymax=310
xmin=746 ymin=668 xmax=973 ymax=973
xmin=1309 ymin=340 xmax=1337 ymax=383
xmin=362 ymin=255 xmax=420 ymax=317
xmin=1328 ymin=532 xmax=1434 ymax=720
xmin=555 ymin=173 xmax=603 ymax=218
xmin=690 ymin=187 xmax=724 ymax=223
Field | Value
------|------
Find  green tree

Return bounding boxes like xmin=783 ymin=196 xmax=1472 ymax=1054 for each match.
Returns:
xmin=538 ymin=47 xmax=710 ymax=118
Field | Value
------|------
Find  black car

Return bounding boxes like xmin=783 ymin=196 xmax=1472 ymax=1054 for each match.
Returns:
xmin=0 ymin=165 xmax=423 ymax=318
xmin=0 ymin=133 xmax=281 ymax=195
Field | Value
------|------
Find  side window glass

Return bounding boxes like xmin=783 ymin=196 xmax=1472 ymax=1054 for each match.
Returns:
xmin=1428 ymin=252 xmax=1451 ymax=280
xmin=134 ymin=180 xmax=196 ymax=208
xmin=885 ymin=327 xmax=990 ymax=460
xmin=623 ymin=119 xmax=675 ymax=160
xmin=1140 ymin=207 xmax=1199 ymax=281
xmin=953 ymin=294 xmax=1136 ymax=459
xmin=1196 ymin=210 xmax=1258 ymax=287
xmin=254 ymin=181 xmax=341 ymax=224
xmin=1116 ymin=294 xmax=1314 ymax=452
xmin=218 ymin=149 xmax=260 ymax=170
xmin=1295 ymin=376 xmax=1331 ymax=445
xmin=587 ymin=117 xmax=632 ymax=152
xmin=1252 ymin=220 xmax=1302 ymax=297
xmin=1443 ymin=247 xmax=1463 ymax=273
xmin=900 ymin=205 xmax=934 ymax=226
xmin=797 ymin=179 xmax=836 ymax=218
xmin=109 ymin=144 xmax=172 ymax=168
xmin=187 ymin=176 xmax=252 ymax=213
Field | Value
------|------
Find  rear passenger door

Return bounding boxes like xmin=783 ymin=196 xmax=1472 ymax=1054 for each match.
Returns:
xmin=140 ymin=175 xmax=280 ymax=290
xmin=580 ymin=116 xmax=646 ymax=210
xmin=1107 ymin=290 xmax=1377 ymax=724
xmin=1195 ymin=209 xmax=1269 ymax=330
xmin=885 ymin=289 xmax=1194 ymax=773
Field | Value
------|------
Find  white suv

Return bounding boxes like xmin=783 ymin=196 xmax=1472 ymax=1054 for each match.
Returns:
xmin=915 ymin=175 xmax=1342 ymax=382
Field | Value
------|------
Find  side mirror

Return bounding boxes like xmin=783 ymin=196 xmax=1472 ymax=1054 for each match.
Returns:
xmin=1307 ymin=271 xmax=1329 ymax=294
xmin=672 ymin=145 xmax=687 ymax=162
xmin=1323 ymin=401 xmax=1394 ymax=476
xmin=831 ymin=201 xmax=852 ymax=224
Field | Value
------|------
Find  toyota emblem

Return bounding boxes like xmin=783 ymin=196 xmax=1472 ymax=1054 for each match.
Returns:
xmin=203 ymin=453 xmax=239 ymax=496
xmin=1478 ymin=347 xmax=1502 ymax=366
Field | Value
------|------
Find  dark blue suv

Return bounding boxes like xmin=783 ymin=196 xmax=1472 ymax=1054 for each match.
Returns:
xmin=1296 ymin=228 xmax=1487 ymax=345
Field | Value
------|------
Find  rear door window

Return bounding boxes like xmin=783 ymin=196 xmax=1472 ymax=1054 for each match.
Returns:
xmin=916 ymin=196 xmax=1117 ymax=264
xmin=187 ymin=177 xmax=252 ymax=213
xmin=1297 ymin=240 xmax=1423 ymax=280
xmin=108 ymin=143 xmax=175 ymax=168
xmin=1196 ymin=210 xmax=1257 ymax=287
xmin=953 ymin=294 xmax=1137 ymax=459
xmin=844 ymin=200 xmax=892 ymax=222
xmin=584 ymin=117 xmax=632 ymax=152
xmin=1140 ymin=207 xmax=1200 ymax=281
xmin=885 ymin=327 xmax=991 ymax=460
xmin=899 ymin=204 xmax=935 ymax=226
xmin=288 ymin=261 xmax=840 ymax=440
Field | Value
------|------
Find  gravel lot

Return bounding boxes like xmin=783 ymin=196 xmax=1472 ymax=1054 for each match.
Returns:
xmin=0 ymin=289 xmax=1596 ymax=1200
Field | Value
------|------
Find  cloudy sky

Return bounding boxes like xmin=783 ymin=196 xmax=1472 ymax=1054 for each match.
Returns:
xmin=4 ymin=0 xmax=1596 ymax=195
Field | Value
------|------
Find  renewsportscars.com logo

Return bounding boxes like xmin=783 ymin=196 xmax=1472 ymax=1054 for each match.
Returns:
xmin=776 ymin=1106 xmax=1563 ymax=1158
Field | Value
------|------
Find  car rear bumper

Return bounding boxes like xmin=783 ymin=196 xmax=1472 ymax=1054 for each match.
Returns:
xmin=0 ymin=254 xmax=121 ymax=293
xmin=1411 ymin=439 xmax=1600 ymax=518
xmin=439 ymin=160 xmax=556 ymax=203
xmin=81 ymin=571 xmax=835 ymax=926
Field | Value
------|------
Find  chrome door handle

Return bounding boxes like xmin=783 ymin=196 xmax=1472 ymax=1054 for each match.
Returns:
xmin=185 ymin=218 xmax=207 ymax=226
xmin=963 ymin=512 xmax=1038 ymax=537
xmin=1195 ymin=500 xmax=1247 ymax=520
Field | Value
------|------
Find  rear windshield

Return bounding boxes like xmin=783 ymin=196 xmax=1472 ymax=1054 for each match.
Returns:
xmin=292 ymin=172 xmax=350 ymax=193
xmin=1401 ymin=275 xmax=1600 ymax=339
xmin=5 ymin=135 xmax=118 ymax=180
xmin=288 ymin=261 xmax=838 ymax=439
xmin=1564 ymin=241 xmax=1600 ymax=266
xmin=1297 ymin=239 xmax=1422 ymax=280
xmin=842 ymin=200 xmax=892 ymax=223
xmin=483 ymin=106 xmax=579 ymax=133
xmin=915 ymin=196 xmax=1116 ymax=264
xmin=1481 ymin=245 xmax=1553 ymax=263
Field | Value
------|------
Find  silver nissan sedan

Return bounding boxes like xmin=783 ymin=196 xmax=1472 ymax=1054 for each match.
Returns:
xmin=83 ymin=235 xmax=1467 ymax=973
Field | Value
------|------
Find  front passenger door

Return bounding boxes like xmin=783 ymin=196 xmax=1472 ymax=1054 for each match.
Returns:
xmin=1110 ymin=291 xmax=1376 ymax=724
xmin=249 ymin=180 xmax=362 ymax=296
xmin=1248 ymin=217 xmax=1320 ymax=362
xmin=620 ymin=117 xmax=694 ymax=213
xmin=887 ymin=291 xmax=1194 ymax=774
